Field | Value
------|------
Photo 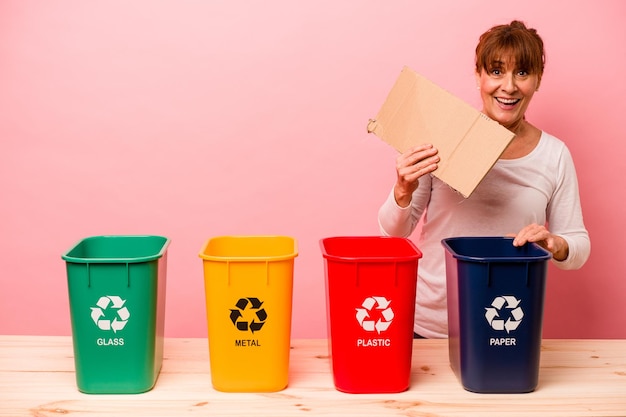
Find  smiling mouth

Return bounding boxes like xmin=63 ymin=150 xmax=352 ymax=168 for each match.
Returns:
xmin=495 ymin=97 xmax=521 ymax=106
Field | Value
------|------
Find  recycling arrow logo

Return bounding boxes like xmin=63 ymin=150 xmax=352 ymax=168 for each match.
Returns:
xmin=90 ymin=295 xmax=130 ymax=333
xmin=230 ymin=297 xmax=267 ymax=334
xmin=485 ymin=296 xmax=524 ymax=333
xmin=356 ymin=296 xmax=394 ymax=334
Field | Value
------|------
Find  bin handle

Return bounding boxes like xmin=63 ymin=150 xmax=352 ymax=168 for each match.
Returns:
xmin=353 ymin=261 xmax=400 ymax=287
xmin=486 ymin=262 xmax=532 ymax=287
xmin=222 ymin=260 xmax=270 ymax=285
xmin=84 ymin=262 xmax=131 ymax=287
xmin=394 ymin=262 xmax=398 ymax=287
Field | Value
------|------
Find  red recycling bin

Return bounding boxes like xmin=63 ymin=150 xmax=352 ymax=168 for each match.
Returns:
xmin=320 ymin=236 xmax=422 ymax=393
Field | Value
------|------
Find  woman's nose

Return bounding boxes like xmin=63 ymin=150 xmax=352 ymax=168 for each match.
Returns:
xmin=500 ymin=73 xmax=518 ymax=94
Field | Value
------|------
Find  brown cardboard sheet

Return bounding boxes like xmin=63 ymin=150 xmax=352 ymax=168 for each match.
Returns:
xmin=367 ymin=66 xmax=515 ymax=198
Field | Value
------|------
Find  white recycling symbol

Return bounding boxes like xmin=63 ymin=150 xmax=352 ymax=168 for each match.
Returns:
xmin=356 ymin=296 xmax=394 ymax=334
xmin=485 ymin=296 xmax=523 ymax=333
xmin=90 ymin=295 xmax=130 ymax=333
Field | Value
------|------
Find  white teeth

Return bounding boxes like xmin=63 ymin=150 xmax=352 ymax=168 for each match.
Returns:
xmin=496 ymin=98 xmax=519 ymax=104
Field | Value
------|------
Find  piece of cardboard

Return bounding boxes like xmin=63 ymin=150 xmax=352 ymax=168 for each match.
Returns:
xmin=367 ymin=66 xmax=515 ymax=198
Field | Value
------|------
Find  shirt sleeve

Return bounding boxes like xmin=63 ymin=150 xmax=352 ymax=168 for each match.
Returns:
xmin=546 ymin=145 xmax=591 ymax=270
xmin=378 ymin=174 xmax=432 ymax=238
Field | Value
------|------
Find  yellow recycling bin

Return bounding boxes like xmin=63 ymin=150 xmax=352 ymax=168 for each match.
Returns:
xmin=199 ymin=236 xmax=298 ymax=392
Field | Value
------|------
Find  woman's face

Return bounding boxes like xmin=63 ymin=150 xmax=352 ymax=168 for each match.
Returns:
xmin=475 ymin=57 xmax=541 ymax=130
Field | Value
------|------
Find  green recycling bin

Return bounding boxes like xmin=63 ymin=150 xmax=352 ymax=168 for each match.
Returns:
xmin=62 ymin=235 xmax=170 ymax=394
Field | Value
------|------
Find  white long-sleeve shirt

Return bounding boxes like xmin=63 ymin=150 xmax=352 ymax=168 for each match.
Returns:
xmin=378 ymin=131 xmax=590 ymax=338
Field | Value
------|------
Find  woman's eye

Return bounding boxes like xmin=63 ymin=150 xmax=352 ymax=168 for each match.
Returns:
xmin=491 ymin=69 xmax=501 ymax=76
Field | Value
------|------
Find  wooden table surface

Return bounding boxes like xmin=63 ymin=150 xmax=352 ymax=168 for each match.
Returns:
xmin=1 ymin=336 xmax=625 ymax=416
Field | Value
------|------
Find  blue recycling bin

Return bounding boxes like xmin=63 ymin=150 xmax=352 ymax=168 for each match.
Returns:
xmin=442 ymin=237 xmax=552 ymax=393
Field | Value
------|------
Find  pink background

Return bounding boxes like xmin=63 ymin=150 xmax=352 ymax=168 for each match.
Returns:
xmin=2 ymin=1 xmax=625 ymax=339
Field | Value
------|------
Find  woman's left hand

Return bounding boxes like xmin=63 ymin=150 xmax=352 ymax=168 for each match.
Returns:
xmin=511 ymin=223 xmax=569 ymax=261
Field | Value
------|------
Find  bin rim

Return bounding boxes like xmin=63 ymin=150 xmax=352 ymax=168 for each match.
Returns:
xmin=61 ymin=235 xmax=171 ymax=264
xmin=320 ymin=235 xmax=422 ymax=262
xmin=198 ymin=235 xmax=298 ymax=262
xmin=441 ymin=236 xmax=552 ymax=263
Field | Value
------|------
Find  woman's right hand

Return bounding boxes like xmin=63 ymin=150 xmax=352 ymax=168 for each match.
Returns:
xmin=394 ymin=144 xmax=439 ymax=207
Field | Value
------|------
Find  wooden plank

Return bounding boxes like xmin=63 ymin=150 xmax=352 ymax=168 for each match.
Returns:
xmin=1 ymin=336 xmax=625 ymax=416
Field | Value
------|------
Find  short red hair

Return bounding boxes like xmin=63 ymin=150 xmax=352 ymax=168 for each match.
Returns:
xmin=475 ymin=20 xmax=545 ymax=80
